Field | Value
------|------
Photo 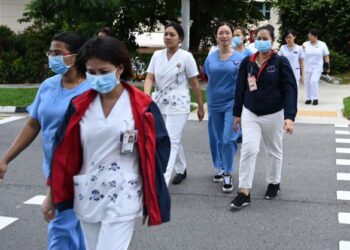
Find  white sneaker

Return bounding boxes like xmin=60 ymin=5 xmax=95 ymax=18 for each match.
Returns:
xmin=213 ymin=169 xmax=224 ymax=183
xmin=222 ymin=174 xmax=233 ymax=193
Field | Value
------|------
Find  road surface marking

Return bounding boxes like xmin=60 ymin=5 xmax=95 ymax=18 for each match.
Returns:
xmin=339 ymin=213 xmax=350 ymax=224
xmin=336 ymin=148 xmax=350 ymax=154
xmin=297 ymin=110 xmax=337 ymax=117
xmin=0 ymin=216 xmax=18 ymax=230
xmin=24 ymin=195 xmax=46 ymax=205
xmin=335 ymin=124 xmax=349 ymax=128
xmin=336 ymin=130 xmax=350 ymax=135
xmin=337 ymin=191 xmax=350 ymax=201
xmin=339 ymin=241 xmax=350 ymax=250
xmin=337 ymin=173 xmax=350 ymax=181
xmin=336 ymin=138 xmax=350 ymax=144
xmin=337 ymin=159 xmax=350 ymax=166
xmin=0 ymin=116 xmax=25 ymax=125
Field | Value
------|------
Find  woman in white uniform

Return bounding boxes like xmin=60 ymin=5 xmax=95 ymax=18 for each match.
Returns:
xmin=144 ymin=22 xmax=205 ymax=185
xmin=278 ymin=29 xmax=304 ymax=87
xmin=48 ymin=36 xmax=171 ymax=250
xmin=303 ymin=29 xmax=330 ymax=105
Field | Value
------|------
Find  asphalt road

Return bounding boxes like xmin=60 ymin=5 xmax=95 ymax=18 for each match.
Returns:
xmin=0 ymin=118 xmax=349 ymax=250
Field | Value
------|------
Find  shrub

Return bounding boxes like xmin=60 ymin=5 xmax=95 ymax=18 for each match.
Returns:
xmin=329 ymin=49 xmax=350 ymax=75
xmin=343 ymin=96 xmax=350 ymax=119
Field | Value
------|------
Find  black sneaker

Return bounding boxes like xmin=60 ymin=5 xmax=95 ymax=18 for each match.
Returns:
xmin=222 ymin=174 xmax=233 ymax=193
xmin=213 ymin=170 xmax=224 ymax=183
xmin=312 ymin=99 xmax=318 ymax=105
xmin=172 ymin=170 xmax=187 ymax=185
xmin=265 ymin=183 xmax=280 ymax=200
xmin=305 ymin=100 xmax=311 ymax=104
xmin=230 ymin=192 xmax=251 ymax=209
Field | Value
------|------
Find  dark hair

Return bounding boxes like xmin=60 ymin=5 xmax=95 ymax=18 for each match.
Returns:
xmin=52 ymin=32 xmax=84 ymax=54
xmin=234 ymin=26 xmax=246 ymax=35
xmin=97 ymin=27 xmax=116 ymax=38
xmin=76 ymin=36 xmax=132 ymax=80
xmin=164 ymin=22 xmax=185 ymax=42
xmin=214 ymin=21 xmax=234 ymax=36
xmin=234 ymin=26 xmax=247 ymax=42
xmin=256 ymin=25 xmax=275 ymax=41
xmin=283 ymin=29 xmax=297 ymax=38
xmin=309 ymin=29 xmax=319 ymax=38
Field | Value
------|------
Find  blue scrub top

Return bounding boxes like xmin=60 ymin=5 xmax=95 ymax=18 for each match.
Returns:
xmin=237 ymin=47 xmax=253 ymax=58
xmin=203 ymin=50 xmax=243 ymax=112
xmin=27 ymin=74 xmax=90 ymax=177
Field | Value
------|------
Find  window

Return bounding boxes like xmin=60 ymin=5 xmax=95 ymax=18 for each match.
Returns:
xmin=254 ymin=2 xmax=271 ymax=20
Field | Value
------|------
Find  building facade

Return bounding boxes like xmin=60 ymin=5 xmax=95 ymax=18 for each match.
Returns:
xmin=0 ymin=0 xmax=31 ymax=32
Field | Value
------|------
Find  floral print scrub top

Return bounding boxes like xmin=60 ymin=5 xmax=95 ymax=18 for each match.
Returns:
xmin=74 ymin=90 xmax=143 ymax=223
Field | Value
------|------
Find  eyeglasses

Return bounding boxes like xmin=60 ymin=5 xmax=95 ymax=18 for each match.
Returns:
xmin=46 ymin=50 xmax=72 ymax=57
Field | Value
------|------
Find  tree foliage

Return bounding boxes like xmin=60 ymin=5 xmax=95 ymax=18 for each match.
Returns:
xmin=274 ymin=0 xmax=350 ymax=73
xmin=21 ymin=0 xmax=263 ymax=51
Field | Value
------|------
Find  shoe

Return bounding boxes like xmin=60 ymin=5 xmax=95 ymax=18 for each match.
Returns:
xmin=305 ymin=100 xmax=311 ymax=104
xmin=312 ymin=99 xmax=318 ymax=105
xmin=172 ymin=170 xmax=187 ymax=185
xmin=230 ymin=192 xmax=251 ymax=209
xmin=213 ymin=170 xmax=224 ymax=183
xmin=222 ymin=174 xmax=233 ymax=193
xmin=265 ymin=183 xmax=280 ymax=200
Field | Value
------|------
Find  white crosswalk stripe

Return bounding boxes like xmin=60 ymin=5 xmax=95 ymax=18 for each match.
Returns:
xmin=0 ymin=216 xmax=18 ymax=230
xmin=24 ymin=195 xmax=46 ymax=205
xmin=0 ymin=116 xmax=25 ymax=125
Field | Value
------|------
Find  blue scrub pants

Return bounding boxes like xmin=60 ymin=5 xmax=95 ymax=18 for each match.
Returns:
xmin=208 ymin=110 xmax=239 ymax=174
xmin=47 ymin=209 xmax=85 ymax=250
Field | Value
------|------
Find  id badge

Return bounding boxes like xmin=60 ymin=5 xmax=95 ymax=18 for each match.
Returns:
xmin=120 ymin=130 xmax=138 ymax=154
xmin=176 ymin=71 xmax=186 ymax=85
xmin=248 ymin=75 xmax=257 ymax=91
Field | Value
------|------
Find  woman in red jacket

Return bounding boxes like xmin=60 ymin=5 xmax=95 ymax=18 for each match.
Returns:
xmin=46 ymin=36 xmax=171 ymax=250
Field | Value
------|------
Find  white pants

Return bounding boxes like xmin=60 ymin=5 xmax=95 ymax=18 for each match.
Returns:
xmin=163 ymin=114 xmax=188 ymax=185
xmin=80 ymin=219 xmax=135 ymax=250
xmin=305 ymin=71 xmax=322 ymax=100
xmin=238 ymin=107 xmax=284 ymax=189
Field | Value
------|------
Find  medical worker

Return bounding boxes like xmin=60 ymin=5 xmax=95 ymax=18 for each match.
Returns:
xmin=231 ymin=25 xmax=297 ymax=209
xmin=278 ymin=29 xmax=304 ymax=87
xmin=0 ymin=32 xmax=89 ymax=249
xmin=48 ymin=36 xmax=171 ymax=250
xmin=144 ymin=22 xmax=205 ymax=186
xmin=303 ymin=29 xmax=330 ymax=105
xmin=233 ymin=27 xmax=253 ymax=58
xmin=232 ymin=27 xmax=253 ymax=143
xmin=203 ymin=21 xmax=244 ymax=193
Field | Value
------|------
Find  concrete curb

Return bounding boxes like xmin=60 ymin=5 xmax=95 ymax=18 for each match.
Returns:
xmin=0 ymin=106 xmax=27 ymax=113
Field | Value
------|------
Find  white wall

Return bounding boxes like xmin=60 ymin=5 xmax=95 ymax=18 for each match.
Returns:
xmin=0 ymin=0 xmax=31 ymax=32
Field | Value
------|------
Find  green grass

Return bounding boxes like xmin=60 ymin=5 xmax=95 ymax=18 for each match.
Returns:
xmin=334 ymin=71 xmax=350 ymax=84
xmin=190 ymin=89 xmax=207 ymax=104
xmin=0 ymin=85 xmax=207 ymax=108
xmin=343 ymin=96 xmax=350 ymax=119
xmin=0 ymin=88 xmax=38 ymax=106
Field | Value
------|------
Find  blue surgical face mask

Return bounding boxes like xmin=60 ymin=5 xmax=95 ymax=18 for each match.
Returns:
xmin=86 ymin=71 xmax=119 ymax=94
xmin=255 ymin=40 xmax=272 ymax=53
xmin=233 ymin=36 xmax=243 ymax=46
xmin=48 ymin=55 xmax=72 ymax=75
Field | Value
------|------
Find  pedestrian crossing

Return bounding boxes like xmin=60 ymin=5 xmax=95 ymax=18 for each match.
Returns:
xmin=0 ymin=195 xmax=45 ymax=231
xmin=0 ymin=115 xmax=25 ymax=125
xmin=335 ymin=123 xmax=350 ymax=250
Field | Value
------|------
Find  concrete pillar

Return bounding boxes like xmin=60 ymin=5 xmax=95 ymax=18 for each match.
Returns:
xmin=181 ymin=0 xmax=190 ymax=51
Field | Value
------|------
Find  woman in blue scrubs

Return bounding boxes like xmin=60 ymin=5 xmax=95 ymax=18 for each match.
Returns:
xmin=0 ymin=32 xmax=89 ymax=250
xmin=203 ymin=21 xmax=243 ymax=193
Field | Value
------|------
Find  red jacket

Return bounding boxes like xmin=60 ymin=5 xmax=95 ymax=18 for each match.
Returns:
xmin=49 ymin=82 xmax=171 ymax=226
